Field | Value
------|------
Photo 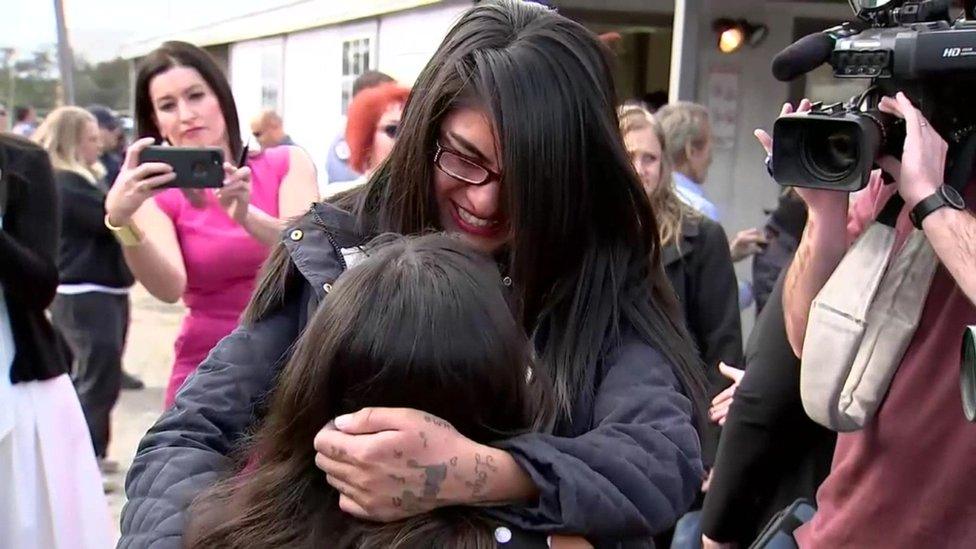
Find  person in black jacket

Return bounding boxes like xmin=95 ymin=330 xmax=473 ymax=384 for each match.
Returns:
xmin=0 ymin=133 xmax=114 ymax=548
xmin=699 ymin=274 xmax=835 ymax=548
xmin=120 ymin=2 xmax=708 ymax=547
xmin=33 ymin=106 xmax=134 ymax=471
xmin=751 ymin=190 xmax=808 ymax=316
xmin=619 ymin=104 xmax=742 ymax=463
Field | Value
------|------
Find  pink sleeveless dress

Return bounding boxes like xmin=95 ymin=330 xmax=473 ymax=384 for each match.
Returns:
xmin=155 ymin=146 xmax=290 ymax=407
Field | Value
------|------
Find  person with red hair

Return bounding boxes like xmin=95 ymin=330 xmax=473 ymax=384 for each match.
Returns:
xmin=347 ymin=82 xmax=410 ymax=174
xmin=324 ymin=83 xmax=409 ymax=198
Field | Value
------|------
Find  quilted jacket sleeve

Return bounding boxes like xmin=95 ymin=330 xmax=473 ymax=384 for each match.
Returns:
xmin=492 ymin=339 xmax=704 ymax=544
xmin=118 ymin=291 xmax=302 ymax=549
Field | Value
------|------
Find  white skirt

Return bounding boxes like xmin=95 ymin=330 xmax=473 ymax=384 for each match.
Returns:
xmin=0 ymin=374 xmax=115 ymax=548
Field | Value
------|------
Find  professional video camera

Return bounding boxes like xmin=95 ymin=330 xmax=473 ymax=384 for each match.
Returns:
xmin=769 ymin=0 xmax=976 ymax=191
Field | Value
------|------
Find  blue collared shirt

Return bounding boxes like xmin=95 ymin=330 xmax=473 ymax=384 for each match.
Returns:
xmin=673 ymin=171 xmax=720 ymax=221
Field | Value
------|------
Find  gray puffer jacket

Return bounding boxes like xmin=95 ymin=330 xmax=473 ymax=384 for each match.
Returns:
xmin=118 ymin=202 xmax=704 ymax=549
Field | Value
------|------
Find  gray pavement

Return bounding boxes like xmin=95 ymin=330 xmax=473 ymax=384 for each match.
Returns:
xmin=104 ymin=286 xmax=185 ymax=538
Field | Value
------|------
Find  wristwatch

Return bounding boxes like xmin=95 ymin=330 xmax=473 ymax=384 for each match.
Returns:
xmin=909 ymin=184 xmax=966 ymax=229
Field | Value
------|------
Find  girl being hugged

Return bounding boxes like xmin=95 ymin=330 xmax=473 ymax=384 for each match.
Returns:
xmin=104 ymin=42 xmax=319 ymax=406
xmin=185 ymin=234 xmax=557 ymax=548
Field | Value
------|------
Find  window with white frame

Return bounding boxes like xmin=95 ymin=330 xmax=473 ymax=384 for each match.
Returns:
xmin=260 ymin=42 xmax=283 ymax=111
xmin=341 ymin=37 xmax=372 ymax=114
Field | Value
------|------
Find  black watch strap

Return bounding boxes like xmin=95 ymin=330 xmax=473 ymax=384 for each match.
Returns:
xmin=910 ymin=185 xmax=966 ymax=229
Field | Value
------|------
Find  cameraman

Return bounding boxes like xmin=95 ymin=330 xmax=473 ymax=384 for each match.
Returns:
xmin=779 ymin=92 xmax=976 ymax=547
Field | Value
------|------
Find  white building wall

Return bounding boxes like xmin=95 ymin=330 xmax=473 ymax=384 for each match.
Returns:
xmin=376 ymin=0 xmax=477 ymax=86
xmin=692 ymin=1 xmax=854 ymax=238
xmin=281 ymin=19 xmax=378 ymax=188
xmin=686 ymin=0 xmax=854 ymax=327
xmin=230 ymin=37 xmax=285 ymax=144
xmin=229 ymin=40 xmax=266 ymax=143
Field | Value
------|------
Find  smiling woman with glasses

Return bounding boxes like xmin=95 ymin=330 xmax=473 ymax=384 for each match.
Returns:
xmin=434 ymin=141 xmax=502 ymax=186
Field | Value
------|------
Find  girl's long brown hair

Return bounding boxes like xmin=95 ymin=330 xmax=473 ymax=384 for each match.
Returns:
xmin=186 ymin=234 xmax=554 ymax=548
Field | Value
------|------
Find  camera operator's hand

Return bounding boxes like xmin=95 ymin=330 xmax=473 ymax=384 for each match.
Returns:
xmin=878 ymin=92 xmax=947 ymax=210
xmin=759 ymin=100 xmax=851 ymax=355
xmin=755 ymin=99 xmax=849 ymax=215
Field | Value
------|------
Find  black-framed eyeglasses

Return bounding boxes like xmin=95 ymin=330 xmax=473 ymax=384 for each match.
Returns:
xmin=380 ymin=123 xmax=399 ymax=139
xmin=433 ymin=141 xmax=501 ymax=186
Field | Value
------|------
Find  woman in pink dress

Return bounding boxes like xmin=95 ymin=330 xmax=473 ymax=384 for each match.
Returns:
xmin=104 ymin=42 xmax=319 ymax=407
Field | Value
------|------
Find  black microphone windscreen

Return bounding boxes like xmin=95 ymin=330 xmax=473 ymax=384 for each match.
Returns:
xmin=771 ymin=32 xmax=836 ymax=82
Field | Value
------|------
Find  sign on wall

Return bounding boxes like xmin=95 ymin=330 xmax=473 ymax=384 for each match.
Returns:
xmin=707 ymin=66 xmax=740 ymax=151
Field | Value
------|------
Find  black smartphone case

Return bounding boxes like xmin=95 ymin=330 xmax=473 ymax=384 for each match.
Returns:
xmin=749 ymin=498 xmax=816 ymax=549
xmin=138 ymin=146 xmax=224 ymax=189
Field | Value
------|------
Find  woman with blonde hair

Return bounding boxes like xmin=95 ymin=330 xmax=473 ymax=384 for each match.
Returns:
xmin=36 ymin=106 xmax=134 ymax=477
xmin=619 ymin=104 xmax=741 ymax=462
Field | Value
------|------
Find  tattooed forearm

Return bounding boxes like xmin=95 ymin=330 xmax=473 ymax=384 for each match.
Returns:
xmin=464 ymin=453 xmax=499 ymax=498
xmin=786 ymin=217 xmax=815 ymax=297
xmin=782 ymin=209 xmax=849 ymax=353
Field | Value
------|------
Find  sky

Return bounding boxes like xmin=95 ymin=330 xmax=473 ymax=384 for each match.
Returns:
xmin=1 ymin=0 xmax=293 ymax=63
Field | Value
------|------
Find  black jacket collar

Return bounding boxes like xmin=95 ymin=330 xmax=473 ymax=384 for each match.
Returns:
xmin=661 ymin=217 xmax=702 ymax=267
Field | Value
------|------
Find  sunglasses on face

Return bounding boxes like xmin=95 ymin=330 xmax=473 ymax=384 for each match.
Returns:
xmin=433 ymin=141 xmax=502 ymax=186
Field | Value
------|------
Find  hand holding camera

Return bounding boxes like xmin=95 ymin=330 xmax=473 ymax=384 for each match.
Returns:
xmin=877 ymin=92 xmax=948 ymax=210
xmin=756 ymin=101 xmax=849 ymax=217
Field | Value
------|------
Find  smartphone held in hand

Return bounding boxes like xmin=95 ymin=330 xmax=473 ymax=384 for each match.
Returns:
xmin=138 ymin=146 xmax=224 ymax=189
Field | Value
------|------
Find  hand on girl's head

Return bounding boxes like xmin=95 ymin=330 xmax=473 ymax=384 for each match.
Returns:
xmin=313 ymin=407 xmax=476 ymax=523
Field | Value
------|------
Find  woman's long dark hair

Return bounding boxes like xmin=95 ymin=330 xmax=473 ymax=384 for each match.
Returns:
xmin=250 ymin=0 xmax=706 ymax=421
xmin=133 ymin=41 xmax=243 ymax=160
xmin=187 ymin=234 xmax=554 ymax=548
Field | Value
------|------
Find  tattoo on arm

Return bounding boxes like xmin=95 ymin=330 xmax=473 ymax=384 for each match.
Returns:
xmin=786 ymin=216 xmax=815 ymax=298
xmin=464 ymin=453 xmax=499 ymax=498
